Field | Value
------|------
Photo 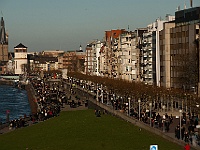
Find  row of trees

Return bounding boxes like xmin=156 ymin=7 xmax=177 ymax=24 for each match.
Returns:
xmin=67 ymin=71 xmax=200 ymax=113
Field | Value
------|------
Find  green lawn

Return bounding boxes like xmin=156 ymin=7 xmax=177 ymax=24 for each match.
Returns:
xmin=0 ymin=109 xmax=182 ymax=150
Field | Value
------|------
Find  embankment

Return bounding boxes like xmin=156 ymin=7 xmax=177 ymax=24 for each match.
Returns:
xmin=25 ymin=83 xmax=38 ymax=115
xmin=0 ymin=80 xmax=14 ymax=86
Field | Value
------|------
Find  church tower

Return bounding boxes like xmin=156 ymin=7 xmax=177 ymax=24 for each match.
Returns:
xmin=0 ymin=17 xmax=8 ymax=62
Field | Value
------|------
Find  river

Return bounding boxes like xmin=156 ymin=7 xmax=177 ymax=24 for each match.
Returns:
xmin=0 ymin=85 xmax=31 ymax=123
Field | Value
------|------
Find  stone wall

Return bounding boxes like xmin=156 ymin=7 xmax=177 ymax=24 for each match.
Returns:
xmin=0 ymin=80 xmax=14 ymax=86
xmin=25 ymin=83 xmax=38 ymax=115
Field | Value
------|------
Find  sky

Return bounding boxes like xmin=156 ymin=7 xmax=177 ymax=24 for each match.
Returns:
xmin=0 ymin=0 xmax=199 ymax=52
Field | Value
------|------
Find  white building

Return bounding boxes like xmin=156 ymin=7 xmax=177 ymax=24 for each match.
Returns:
xmin=14 ymin=43 xmax=28 ymax=75
xmin=141 ymin=15 xmax=175 ymax=86
xmin=85 ymin=40 xmax=103 ymax=76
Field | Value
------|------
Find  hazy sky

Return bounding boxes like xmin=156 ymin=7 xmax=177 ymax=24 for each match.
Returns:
xmin=0 ymin=0 xmax=199 ymax=52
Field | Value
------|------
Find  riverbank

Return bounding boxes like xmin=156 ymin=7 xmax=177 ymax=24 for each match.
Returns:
xmin=25 ymin=83 xmax=38 ymax=115
xmin=0 ymin=79 xmax=38 ymax=115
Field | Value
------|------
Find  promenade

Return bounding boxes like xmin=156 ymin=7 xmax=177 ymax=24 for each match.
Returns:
xmin=0 ymin=74 xmax=199 ymax=149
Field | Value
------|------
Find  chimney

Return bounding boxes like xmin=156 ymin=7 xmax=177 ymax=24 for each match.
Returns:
xmin=190 ymin=0 xmax=193 ymax=7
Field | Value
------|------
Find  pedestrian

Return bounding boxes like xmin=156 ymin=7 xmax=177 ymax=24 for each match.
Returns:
xmin=184 ymin=143 xmax=190 ymax=150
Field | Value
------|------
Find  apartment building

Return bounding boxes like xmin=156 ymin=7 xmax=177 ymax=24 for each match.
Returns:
xmin=104 ymin=29 xmax=127 ymax=78
xmin=160 ymin=21 xmax=175 ymax=88
xmin=42 ymin=50 xmax=64 ymax=70
xmin=141 ymin=15 xmax=175 ymax=86
xmin=85 ymin=40 xmax=102 ymax=76
xmin=28 ymin=54 xmax=58 ymax=72
xmin=170 ymin=6 xmax=200 ymax=90
xmin=117 ymin=31 xmax=142 ymax=81
xmin=63 ymin=50 xmax=85 ymax=72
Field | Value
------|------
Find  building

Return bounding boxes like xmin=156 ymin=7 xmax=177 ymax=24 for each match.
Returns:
xmin=141 ymin=15 xmax=174 ymax=86
xmin=104 ymin=29 xmax=127 ymax=78
xmin=6 ymin=52 xmax=15 ymax=74
xmin=85 ymin=40 xmax=102 ymax=76
xmin=14 ymin=43 xmax=28 ymax=74
xmin=42 ymin=50 xmax=64 ymax=70
xmin=117 ymin=31 xmax=138 ymax=81
xmin=170 ymin=6 xmax=200 ymax=90
xmin=42 ymin=50 xmax=64 ymax=57
xmin=160 ymin=20 xmax=175 ymax=88
xmin=28 ymin=54 xmax=58 ymax=71
xmin=0 ymin=17 xmax=8 ymax=73
xmin=63 ymin=49 xmax=85 ymax=72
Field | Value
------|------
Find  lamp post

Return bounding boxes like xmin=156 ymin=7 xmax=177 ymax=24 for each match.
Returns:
xmin=101 ymin=84 xmax=103 ymax=103
xmin=128 ymin=97 xmax=131 ymax=116
xmin=179 ymin=109 xmax=182 ymax=140
xmin=138 ymin=99 xmax=141 ymax=121
xmin=196 ymin=104 xmax=200 ymax=136
xmin=149 ymin=102 xmax=152 ymax=127
xmin=96 ymin=83 xmax=98 ymax=102
xmin=162 ymin=105 xmax=166 ymax=132
xmin=111 ymin=97 xmax=113 ymax=108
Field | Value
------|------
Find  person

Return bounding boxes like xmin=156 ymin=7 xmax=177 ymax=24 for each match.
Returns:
xmin=184 ymin=143 xmax=190 ymax=150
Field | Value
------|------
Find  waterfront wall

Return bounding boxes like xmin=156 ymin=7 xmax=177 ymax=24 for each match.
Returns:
xmin=0 ymin=79 xmax=37 ymax=115
xmin=0 ymin=80 xmax=14 ymax=86
xmin=25 ymin=83 xmax=38 ymax=115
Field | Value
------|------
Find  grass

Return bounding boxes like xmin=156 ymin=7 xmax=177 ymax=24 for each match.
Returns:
xmin=0 ymin=109 xmax=182 ymax=150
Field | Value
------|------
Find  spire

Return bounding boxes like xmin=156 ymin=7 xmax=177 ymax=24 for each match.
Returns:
xmin=0 ymin=17 xmax=6 ymax=44
xmin=79 ymin=44 xmax=82 ymax=51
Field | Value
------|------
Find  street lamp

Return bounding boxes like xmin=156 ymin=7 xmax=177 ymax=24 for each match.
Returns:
xmin=96 ymin=83 xmax=98 ymax=102
xmin=179 ymin=109 xmax=182 ymax=140
xmin=111 ymin=97 xmax=113 ymax=108
xmin=149 ymin=102 xmax=152 ymax=127
xmin=138 ymin=99 xmax=141 ymax=121
xmin=128 ymin=97 xmax=131 ymax=116
xmin=101 ymin=84 xmax=103 ymax=103
xmin=196 ymin=104 xmax=200 ymax=136
xmin=162 ymin=105 xmax=166 ymax=132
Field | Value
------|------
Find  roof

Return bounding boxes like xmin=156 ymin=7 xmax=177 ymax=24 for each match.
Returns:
xmin=31 ymin=55 xmax=58 ymax=64
xmin=14 ymin=43 xmax=27 ymax=49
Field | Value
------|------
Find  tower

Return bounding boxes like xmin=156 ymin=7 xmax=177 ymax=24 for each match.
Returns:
xmin=14 ymin=43 xmax=28 ymax=74
xmin=0 ymin=17 xmax=8 ymax=62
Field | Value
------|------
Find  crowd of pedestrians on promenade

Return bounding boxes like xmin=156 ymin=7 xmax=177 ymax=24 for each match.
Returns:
xmin=9 ymin=116 xmax=28 ymax=129
xmin=29 ymin=73 xmax=64 ymax=122
xmin=66 ymin=77 xmax=200 ymax=149
xmin=175 ymin=113 xmax=199 ymax=146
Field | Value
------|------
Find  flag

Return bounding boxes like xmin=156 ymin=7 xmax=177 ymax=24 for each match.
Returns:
xmin=6 ymin=110 xmax=10 ymax=114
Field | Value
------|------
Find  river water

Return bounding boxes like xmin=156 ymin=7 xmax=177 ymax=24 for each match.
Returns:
xmin=0 ymin=85 xmax=31 ymax=123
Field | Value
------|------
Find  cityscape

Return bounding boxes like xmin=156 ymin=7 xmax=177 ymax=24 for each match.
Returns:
xmin=0 ymin=1 xmax=200 ymax=150
xmin=0 ymin=4 xmax=199 ymax=93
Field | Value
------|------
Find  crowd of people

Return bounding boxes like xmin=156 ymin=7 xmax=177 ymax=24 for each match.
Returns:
xmin=29 ymin=73 xmax=65 ymax=122
xmin=175 ymin=114 xmax=199 ymax=147
xmin=66 ymin=77 xmax=200 ymax=149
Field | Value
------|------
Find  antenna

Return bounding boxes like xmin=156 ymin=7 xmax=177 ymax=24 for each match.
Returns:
xmin=128 ymin=25 xmax=129 ymax=32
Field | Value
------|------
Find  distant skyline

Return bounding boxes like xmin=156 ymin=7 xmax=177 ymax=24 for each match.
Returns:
xmin=0 ymin=0 xmax=199 ymax=52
